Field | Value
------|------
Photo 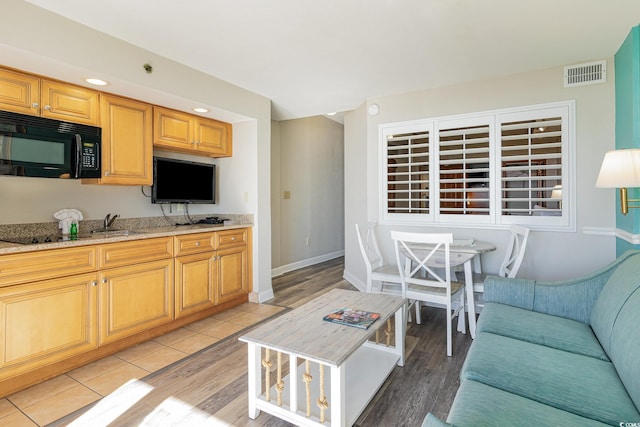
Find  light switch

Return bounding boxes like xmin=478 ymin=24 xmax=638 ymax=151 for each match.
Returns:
xmin=283 ymin=191 xmax=291 ymax=199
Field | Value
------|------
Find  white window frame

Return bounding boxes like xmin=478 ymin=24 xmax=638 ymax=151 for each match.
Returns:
xmin=379 ymin=100 xmax=576 ymax=231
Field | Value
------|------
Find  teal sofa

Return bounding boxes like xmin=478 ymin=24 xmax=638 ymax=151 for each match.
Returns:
xmin=423 ymin=250 xmax=640 ymax=426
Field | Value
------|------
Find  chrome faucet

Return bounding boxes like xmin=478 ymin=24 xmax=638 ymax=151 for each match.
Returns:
xmin=104 ymin=213 xmax=119 ymax=230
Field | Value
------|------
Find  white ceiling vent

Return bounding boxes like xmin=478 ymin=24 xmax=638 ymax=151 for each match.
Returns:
xmin=564 ymin=60 xmax=606 ymax=88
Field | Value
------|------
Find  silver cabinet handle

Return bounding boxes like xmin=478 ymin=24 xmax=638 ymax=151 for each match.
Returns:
xmin=231 ymin=237 xmax=236 ymax=241
xmin=44 ymin=105 xmax=51 ymax=111
xmin=195 ymin=241 xmax=200 ymax=246
xmin=102 ymin=278 xmax=108 ymax=284
xmin=32 ymin=103 xmax=39 ymax=108
xmin=91 ymin=281 xmax=98 ymax=287
xmin=104 ymin=171 xmax=110 ymax=176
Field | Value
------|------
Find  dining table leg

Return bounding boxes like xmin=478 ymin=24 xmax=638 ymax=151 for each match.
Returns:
xmin=464 ymin=259 xmax=476 ymax=338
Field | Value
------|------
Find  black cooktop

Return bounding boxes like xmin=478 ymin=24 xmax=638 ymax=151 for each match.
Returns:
xmin=0 ymin=235 xmax=75 ymax=245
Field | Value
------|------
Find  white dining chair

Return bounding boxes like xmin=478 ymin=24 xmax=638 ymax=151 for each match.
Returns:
xmin=355 ymin=223 xmax=403 ymax=295
xmin=473 ymin=224 xmax=530 ymax=302
xmin=391 ymin=231 xmax=466 ymax=357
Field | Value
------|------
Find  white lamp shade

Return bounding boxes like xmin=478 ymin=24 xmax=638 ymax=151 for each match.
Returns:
xmin=596 ymin=149 xmax=640 ymax=188
xmin=550 ymin=185 xmax=562 ymax=199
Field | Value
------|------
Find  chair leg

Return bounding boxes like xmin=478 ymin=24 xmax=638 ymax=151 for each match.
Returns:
xmin=457 ymin=292 xmax=466 ymax=334
xmin=446 ymin=301 xmax=452 ymax=357
xmin=415 ymin=301 xmax=422 ymax=324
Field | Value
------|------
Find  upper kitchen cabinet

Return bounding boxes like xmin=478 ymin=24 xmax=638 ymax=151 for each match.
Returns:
xmin=0 ymin=66 xmax=99 ymax=126
xmin=153 ymin=106 xmax=232 ymax=157
xmin=85 ymin=94 xmax=153 ymax=186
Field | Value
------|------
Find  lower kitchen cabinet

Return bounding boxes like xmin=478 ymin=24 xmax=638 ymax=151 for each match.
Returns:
xmin=0 ymin=273 xmax=98 ymax=378
xmin=0 ymin=226 xmax=251 ymax=396
xmin=217 ymin=245 xmax=248 ymax=304
xmin=98 ymin=259 xmax=174 ymax=345
xmin=174 ymin=251 xmax=216 ymax=318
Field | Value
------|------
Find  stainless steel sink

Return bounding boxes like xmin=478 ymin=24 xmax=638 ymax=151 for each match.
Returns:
xmin=88 ymin=229 xmax=145 ymax=237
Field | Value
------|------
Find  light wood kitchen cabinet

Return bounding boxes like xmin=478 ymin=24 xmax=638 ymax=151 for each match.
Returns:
xmin=153 ymin=106 xmax=232 ymax=157
xmin=174 ymin=232 xmax=216 ymax=318
xmin=216 ymin=244 xmax=248 ymax=303
xmin=98 ymin=259 xmax=174 ymax=345
xmin=40 ymin=79 xmax=99 ymax=125
xmin=0 ymin=246 xmax=97 ymax=288
xmin=174 ymin=229 xmax=248 ymax=317
xmin=87 ymin=94 xmax=153 ymax=185
xmin=0 ymin=272 xmax=98 ymax=379
xmin=0 ymin=67 xmax=39 ymax=116
xmin=215 ymin=228 xmax=248 ymax=303
xmin=175 ymin=251 xmax=217 ymax=318
xmin=97 ymin=237 xmax=174 ymax=344
xmin=0 ymin=66 xmax=99 ymax=125
xmin=0 ymin=228 xmax=250 ymax=397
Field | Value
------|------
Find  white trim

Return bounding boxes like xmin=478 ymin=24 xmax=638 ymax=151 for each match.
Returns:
xmin=343 ymin=269 xmax=366 ymax=292
xmin=583 ymin=226 xmax=640 ymax=244
xmin=379 ymin=100 xmax=576 ymax=232
xmin=271 ymin=250 xmax=345 ymax=278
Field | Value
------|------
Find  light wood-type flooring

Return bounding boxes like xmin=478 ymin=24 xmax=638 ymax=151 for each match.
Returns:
xmin=2 ymin=257 xmax=472 ymax=426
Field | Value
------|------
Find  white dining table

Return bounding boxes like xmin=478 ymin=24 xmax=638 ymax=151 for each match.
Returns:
xmin=404 ymin=240 xmax=496 ymax=338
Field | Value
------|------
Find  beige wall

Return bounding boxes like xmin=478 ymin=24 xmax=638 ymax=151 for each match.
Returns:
xmin=271 ymin=116 xmax=344 ymax=274
xmin=345 ymin=63 xmax=618 ymax=285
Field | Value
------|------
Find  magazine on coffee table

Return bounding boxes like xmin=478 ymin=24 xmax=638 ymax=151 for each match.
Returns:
xmin=323 ymin=307 xmax=380 ymax=329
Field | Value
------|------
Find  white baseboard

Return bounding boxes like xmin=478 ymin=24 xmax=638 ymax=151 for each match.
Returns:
xmin=342 ymin=270 xmax=366 ymax=292
xmin=271 ymin=250 xmax=345 ymax=278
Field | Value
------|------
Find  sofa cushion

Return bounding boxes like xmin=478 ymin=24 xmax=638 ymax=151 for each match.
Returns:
xmin=476 ymin=302 xmax=609 ymax=361
xmin=591 ymin=252 xmax=640 ymax=356
xmin=461 ymin=332 xmax=640 ymax=425
xmin=445 ymin=380 xmax=610 ymax=427
xmin=608 ymin=289 xmax=640 ymax=409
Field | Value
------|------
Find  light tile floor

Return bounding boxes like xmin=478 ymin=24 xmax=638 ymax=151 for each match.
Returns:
xmin=0 ymin=302 xmax=284 ymax=426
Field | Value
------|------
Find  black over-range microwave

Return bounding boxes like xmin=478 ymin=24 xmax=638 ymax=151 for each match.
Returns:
xmin=0 ymin=110 xmax=101 ymax=179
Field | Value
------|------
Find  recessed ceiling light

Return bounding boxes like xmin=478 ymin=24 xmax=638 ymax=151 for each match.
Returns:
xmin=193 ymin=107 xmax=209 ymax=113
xmin=85 ymin=78 xmax=108 ymax=86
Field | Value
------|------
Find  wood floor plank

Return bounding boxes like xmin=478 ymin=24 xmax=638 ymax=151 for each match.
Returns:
xmin=49 ymin=257 xmax=471 ymax=427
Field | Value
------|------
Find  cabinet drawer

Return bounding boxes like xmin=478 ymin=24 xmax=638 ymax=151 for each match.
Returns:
xmin=174 ymin=233 xmax=215 ymax=256
xmin=215 ymin=228 xmax=247 ymax=249
xmin=0 ymin=246 xmax=97 ymax=287
xmin=98 ymin=237 xmax=173 ymax=269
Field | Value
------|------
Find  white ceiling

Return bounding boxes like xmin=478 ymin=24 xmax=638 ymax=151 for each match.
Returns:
xmin=23 ymin=0 xmax=640 ymax=121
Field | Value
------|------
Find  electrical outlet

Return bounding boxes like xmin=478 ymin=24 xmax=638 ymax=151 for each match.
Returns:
xmin=283 ymin=191 xmax=291 ymax=199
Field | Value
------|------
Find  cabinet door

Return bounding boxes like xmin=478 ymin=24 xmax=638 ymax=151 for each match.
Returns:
xmin=98 ymin=259 xmax=174 ymax=345
xmin=195 ymin=117 xmax=232 ymax=157
xmin=0 ymin=67 xmax=39 ymax=116
xmin=153 ymin=106 xmax=194 ymax=151
xmin=175 ymin=252 xmax=216 ymax=318
xmin=216 ymin=245 xmax=248 ymax=304
xmin=97 ymin=94 xmax=153 ymax=185
xmin=41 ymin=80 xmax=99 ymax=125
xmin=0 ymin=273 xmax=98 ymax=377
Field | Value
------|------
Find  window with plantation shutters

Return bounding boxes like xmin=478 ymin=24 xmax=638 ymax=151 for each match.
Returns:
xmin=500 ymin=116 xmax=563 ymax=217
xmin=438 ymin=121 xmax=491 ymax=216
xmin=385 ymin=129 xmax=431 ymax=216
xmin=380 ymin=101 xmax=574 ymax=230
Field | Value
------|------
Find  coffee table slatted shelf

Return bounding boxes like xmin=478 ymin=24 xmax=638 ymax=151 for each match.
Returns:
xmin=240 ymin=289 xmax=406 ymax=427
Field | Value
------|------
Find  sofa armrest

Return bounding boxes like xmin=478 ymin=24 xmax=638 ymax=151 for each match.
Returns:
xmin=484 ymin=250 xmax=640 ymax=323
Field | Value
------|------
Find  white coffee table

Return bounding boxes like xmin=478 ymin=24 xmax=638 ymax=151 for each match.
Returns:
xmin=239 ymin=289 xmax=406 ymax=427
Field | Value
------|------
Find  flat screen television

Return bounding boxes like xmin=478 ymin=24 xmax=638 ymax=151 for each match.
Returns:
xmin=152 ymin=157 xmax=216 ymax=204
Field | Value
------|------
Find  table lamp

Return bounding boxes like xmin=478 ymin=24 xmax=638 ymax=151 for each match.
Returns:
xmin=595 ymin=148 xmax=640 ymax=215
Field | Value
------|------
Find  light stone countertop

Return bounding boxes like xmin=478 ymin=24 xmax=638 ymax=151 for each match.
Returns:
xmin=0 ymin=223 xmax=253 ymax=255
